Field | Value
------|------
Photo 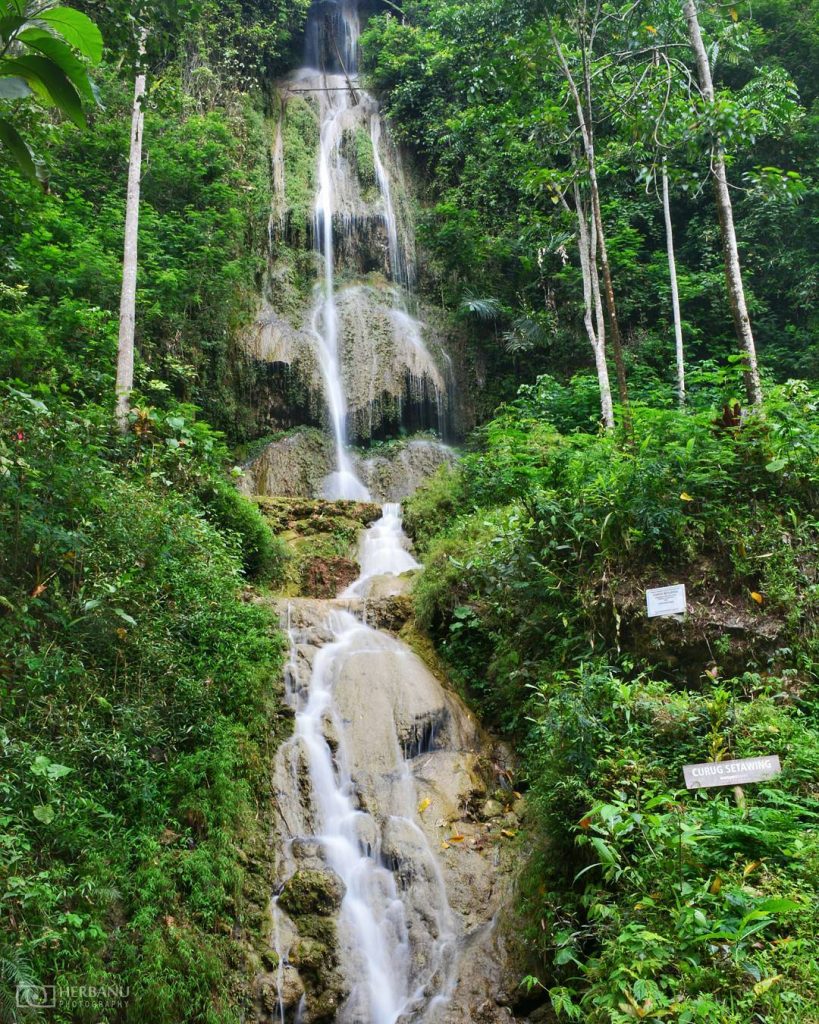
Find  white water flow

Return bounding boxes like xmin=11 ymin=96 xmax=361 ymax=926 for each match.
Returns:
xmin=295 ymin=0 xmax=441 ymax=496
xmin=274 ymin=506 xmax=460 ymax=1023
xmin=313 ymin=91 xmax=370 ymax=501
xmin=342 ymin=502 xmax=418 ymax=598
xmin=307 ymin=1 xmax=368 ymax=501
xmin=310 ymin=27 xmax=370 ymax=502
xmin=370 ymin=116 xmax=414 ymax=292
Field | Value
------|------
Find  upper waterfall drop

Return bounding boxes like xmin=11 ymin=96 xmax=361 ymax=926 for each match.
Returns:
xmin=306 ymin=0 xmax=370 ymax=500
xmin=266 ymin=0 xmax=443 ymax=500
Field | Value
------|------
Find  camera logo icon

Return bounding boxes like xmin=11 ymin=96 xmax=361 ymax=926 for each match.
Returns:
xmin=16 ymin=985 xmax=56 ymax=1008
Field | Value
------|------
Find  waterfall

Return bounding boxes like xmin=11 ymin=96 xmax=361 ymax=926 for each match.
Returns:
xmin=251 ymin=9 xmax=513 ymax=1021
xmin=341 ymin=502 xmax=418 ymax=597
xmin=311 ymin=79 xmax=370 ymax=501
xmin=288 ymin=0 xmax=442 ymax=498
xmin=307 ymin=1 xmax=370 ymax=500
xmin=273 ymin=506 xmax=464 ymax=1023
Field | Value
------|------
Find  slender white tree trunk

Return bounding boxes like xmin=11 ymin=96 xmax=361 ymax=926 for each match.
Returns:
xmin=682 ymin=0 xmax=762 ymax=406
xmin=115 ymin=36 xmax=147 ymax=431
xmin=551 ymin=26 xmax=630 ymax=415
xmin=570 ymin=182 xmax=614 ymax=430
xmin=661 ymin=160 xmax=686 ymax=405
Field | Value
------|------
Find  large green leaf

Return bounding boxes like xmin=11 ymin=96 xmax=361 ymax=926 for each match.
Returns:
xmin=0 ymin=115 xmax=41 ymax=181
xmin=0 ymin=74 xmax=31 ymax=98
xmin=35 ymin=6 xmax=103 ymax=63
xmin=3 ymin=53 xmax=85 ymax=126
xmin=0 ymin=13 xmax=25 ymax=42
xmin=17 ymin=27 xmax=96 ymax=103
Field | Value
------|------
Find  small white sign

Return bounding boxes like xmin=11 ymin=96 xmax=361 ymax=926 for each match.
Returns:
xmin=646 ymin=584 xmax=687 ymax=618
xmin=684 ymin=755 xmax=781 ymax=790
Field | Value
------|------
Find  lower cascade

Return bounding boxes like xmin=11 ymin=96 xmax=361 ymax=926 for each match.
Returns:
xmin=266 ymin=506 xmax=514 ymax=1023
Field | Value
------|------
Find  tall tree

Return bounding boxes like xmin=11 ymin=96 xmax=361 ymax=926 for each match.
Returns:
xmin=115 ymin=32 xmax=147 ymax=431
xmin=661 ymin=158 xmax=686 ymax=405
xmin=549 ymin=9 xmax=631 ymax=423
xmin=682 ymin=0 xmax=762 ymax=406
xmin=567 ymin=178 xmax=614 ymax=428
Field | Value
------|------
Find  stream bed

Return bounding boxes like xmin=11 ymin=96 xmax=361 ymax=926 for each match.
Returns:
xmin=266 ymin=505 xmax=517 ymax=1023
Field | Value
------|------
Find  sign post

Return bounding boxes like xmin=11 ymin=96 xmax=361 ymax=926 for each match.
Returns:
xmin=683 ymin=755 xmax=781 ymax=790
xmin=646 ymin=584 xmax=687 ymax=618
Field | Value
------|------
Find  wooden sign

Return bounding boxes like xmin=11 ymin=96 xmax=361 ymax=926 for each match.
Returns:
xmin=646 ymin=584 xmax=687 ymax=618
xmin=683 ymin=755 xmax=781 ymax=790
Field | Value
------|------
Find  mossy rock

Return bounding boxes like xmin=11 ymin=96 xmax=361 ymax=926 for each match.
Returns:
xmin=302 ymin=556 xmax=359 ymax=598
xmin=291 ymin=936 xmax=338 ymax=974
xmin=294 ymin=914 xmax=338 ymax=946
xmin=281 ymin=94 xmax=320 ymax=242
xmin=278 ymin=869 xmax=345 ymax=917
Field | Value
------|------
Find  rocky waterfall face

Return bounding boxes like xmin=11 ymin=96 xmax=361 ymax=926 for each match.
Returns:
xmin=266 ymin=509 xmax=517 ymax=1024
xmin=246 ymin=6 xmax=518 ymax=1021
xmin=244 ymin=0 xmax=454 ymax=499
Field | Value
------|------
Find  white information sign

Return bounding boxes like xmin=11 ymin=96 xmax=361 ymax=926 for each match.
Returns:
xmin=646 ymin=584 xmax=687 ymax=618
xmin=683 ymin=755 xmax=781 ymax=790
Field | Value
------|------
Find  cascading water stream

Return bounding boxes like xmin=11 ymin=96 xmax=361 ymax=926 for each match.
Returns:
xmin=341 ymin=502 xmax=418 ymax=598
xmin=274 ymin=506 xmax=459 ymax=1023
xmin=312 ymin=85 xmax=370 ymax=501
xmin=370 ymin=116 xmax=414 ymax=292
xmin=294 ymin=0 xmax=441 ymax=498
xmin=261 ymin=9 xmax=514 ymax=1019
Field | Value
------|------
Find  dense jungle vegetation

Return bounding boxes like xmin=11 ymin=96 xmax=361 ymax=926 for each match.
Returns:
xmin=1 ymin=0 xmax=818 ymax=1021
xmin=1 ymin=2 xmax=306 ymax=1020
xmin=367 ymin=0 xmax=819 ymax=1018
xmin=405 ymin=376 xmax=819 ymax=1022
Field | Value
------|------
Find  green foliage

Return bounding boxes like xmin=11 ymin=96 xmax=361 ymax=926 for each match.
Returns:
xmin=523 ymin=664 xmax=819 ymax=1023
xmin=281 ymin=94 xmax=320 ymax=244
xmin=198 ymin=477 xmax=288 ymax=582
xmin=406 ymin=377 xmax=819 ymax=1016
xmin=0 ymin=0 xmax=102 ymax=180
xmin=0 ymin=387 xmax=285 ymax=1020
xmin=361 ymin=0 xmax=819 ymax=398
xmin=0 ymin=62 xmax=274 ymax=440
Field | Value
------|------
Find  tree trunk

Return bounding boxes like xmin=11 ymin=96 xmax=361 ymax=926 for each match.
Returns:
xmin=551 ymin=26 xmax=630 ymax=418
xmin=115 ymin=36 xmax=147 ymax=431
xmin=662 ymin=160 xmax=686 ymax=405
xmin=570 ymin=182 xmax=614 ymax=429
xmin=682 ymin=0 xmax=762 ymax=406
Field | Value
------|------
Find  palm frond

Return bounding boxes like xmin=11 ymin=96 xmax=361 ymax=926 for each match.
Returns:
xmin=457 ymin=293 xmax=502 ymax=321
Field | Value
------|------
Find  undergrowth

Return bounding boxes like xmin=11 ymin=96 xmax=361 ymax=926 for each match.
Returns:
xmin=405 ymin=373 xmax=819 ymax=1022
xmin=0 ymin=387 xmax=286 ymax=1022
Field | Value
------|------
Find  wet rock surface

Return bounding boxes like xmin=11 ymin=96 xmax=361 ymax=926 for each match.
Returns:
xmin=269 ymin=595 xmax=520 ymax=1023
xmin=245 ymin=432 xmax=458 ymax=504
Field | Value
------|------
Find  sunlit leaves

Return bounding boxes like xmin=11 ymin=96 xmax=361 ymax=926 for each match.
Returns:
xmin=0 ymin=0 xmax=104 ymax=179
xmin=34 ymin=7 xmax=103 ymax=64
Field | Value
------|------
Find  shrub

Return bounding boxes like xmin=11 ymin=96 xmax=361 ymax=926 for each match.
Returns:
xmin=198 ymin=477 xmax=288 ymax=583
xmin=0 ymin=388 xmax=285 ymax=1018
